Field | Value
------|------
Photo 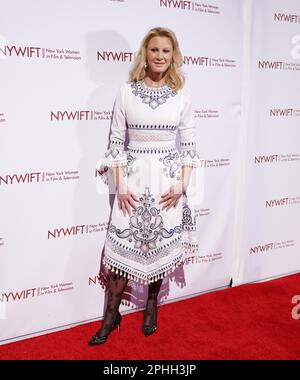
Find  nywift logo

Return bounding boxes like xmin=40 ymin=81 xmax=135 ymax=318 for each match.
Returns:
xmin=183 ymin=56 xmax=236 ymax=68
xmin=97 ymin=50 xmax=133 ymax=62
xmin=50 ymin=110 xmax=109 ymax=121
xmin=258 ymin=60 xmax=284 ymax=70
xmin=0 ymin=172 xmax=42 ymax=185
xmin=0 ymin=288 xmax=38 ymax=302
xmin=48 ymin=223 xmax=108 ymax=239
xmin=0 ymin=44 xmax=81 ymax=60
xmin=270 ymin=108 xmax=300 ymax=117
xmin=254 ymin=154 xmax=300 ymax=164
xmin=51 ymin=110 xmax=91 ymax=121
xmin=0 ymin=283 xmax=75 ymax=304
xmin=159 ymin=0 xmax=220 ymax=14
xmin=274 ymin=13 xmax=300 ymax=23
xmin=250 ymin=240 xmax=295 ymax=254
xmin=0 ymin=171 xmax=80 ymax=186
xmin=254 ymin=155 xmax=279 ymax=164
xmin=266 ymin=198 xmax=288 ymax=208
xmin=48 ymin=225 xmax=87 ymax=239
xmin=258 ymin=60 xmax=300 ymax=71
xmin=0 ymin=45 xmax=42 ymax=58
xmin=265 ymin=196 xmax=300 ymax=208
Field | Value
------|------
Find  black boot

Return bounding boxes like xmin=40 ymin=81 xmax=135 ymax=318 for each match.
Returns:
xmin=142 ymin=279 xmax=163 ymax=337
xmin=88 ymin=271 xmax=128 ymax=346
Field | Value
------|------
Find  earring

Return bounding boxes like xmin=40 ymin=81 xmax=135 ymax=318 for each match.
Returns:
xmin=144 ymin=62 xmax=148 ymax=68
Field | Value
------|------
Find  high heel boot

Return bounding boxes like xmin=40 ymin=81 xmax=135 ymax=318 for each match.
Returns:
xmin=88 ymin=311 xmax=122 ymax=346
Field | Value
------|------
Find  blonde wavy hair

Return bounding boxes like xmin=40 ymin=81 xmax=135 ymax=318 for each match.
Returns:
xmin=129 ymin=27 xmax=185 ymax=91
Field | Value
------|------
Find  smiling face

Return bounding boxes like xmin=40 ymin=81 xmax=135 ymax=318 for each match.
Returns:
xmin=145 ymin=36 xmax=173 ymax=75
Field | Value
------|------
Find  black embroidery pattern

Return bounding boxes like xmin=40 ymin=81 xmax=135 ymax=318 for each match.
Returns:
xmin=128 ymin=124 xmax=177 ymax=130
xmin=110 ymin=139 xmax=125 ymax=148
xmin=130 ymin=80 xmax=178 ymax=110
xmin=180 ymin=141 xmax=196 ymax=149
xmin=159 ymin=152 xmax=181 ymax=180
xmin=127 ymin=145 xmax=177 ymax=154
xmin=109 ymin=187 xmax=181 ymax=257
xmin=126 ymin=152 xmax=137 ymax=176
xmin=181 ymin=195 xmax=196 ymax=232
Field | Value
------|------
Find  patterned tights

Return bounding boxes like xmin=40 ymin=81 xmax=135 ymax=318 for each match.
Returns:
xmin=143 ymin=278 xmax=163 ymax=326
xmin=97 ymin=272 xmax=163 ymax=336
xmin=96 ymin=271 xmax=128 ymax=337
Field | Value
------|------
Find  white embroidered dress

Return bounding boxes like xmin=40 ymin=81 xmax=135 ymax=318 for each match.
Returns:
xmin=98 ymin=79 xmax=200 ymax=284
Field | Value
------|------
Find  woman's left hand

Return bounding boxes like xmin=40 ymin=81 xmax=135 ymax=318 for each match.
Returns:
xmin=159 ymin=180 xmax=185 ymax=211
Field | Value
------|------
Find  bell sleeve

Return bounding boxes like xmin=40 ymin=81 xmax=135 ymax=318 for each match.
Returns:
xmin=178 ymin=86 xmax=200 ymax=168
xmin=97 ymin=83 xmax=128 ymax=185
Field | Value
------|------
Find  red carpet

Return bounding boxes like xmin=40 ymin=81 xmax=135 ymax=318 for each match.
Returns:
xmin=1 ymin=273 xmax=300 ymax=360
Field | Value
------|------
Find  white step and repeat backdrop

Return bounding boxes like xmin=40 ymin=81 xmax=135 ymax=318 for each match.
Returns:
xmin=232 ymin=0 xmax=300 ymax=285
xmin=0 ymin=0 xmax=299 ymax=344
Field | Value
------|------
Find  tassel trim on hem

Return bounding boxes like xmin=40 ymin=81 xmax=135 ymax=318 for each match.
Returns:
xmin=101 ymin=240 xmax=199 ymax=286
xmin=102 ymin=257 xmax=184 ymax=285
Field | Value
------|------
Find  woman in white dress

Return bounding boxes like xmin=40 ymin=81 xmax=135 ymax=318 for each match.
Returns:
xmin=88 ymin=27 xmax=200 ymax=345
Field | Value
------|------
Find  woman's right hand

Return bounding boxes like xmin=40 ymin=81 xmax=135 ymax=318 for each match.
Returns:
xmin=117 ymin=182 xmax=139 ymax=217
